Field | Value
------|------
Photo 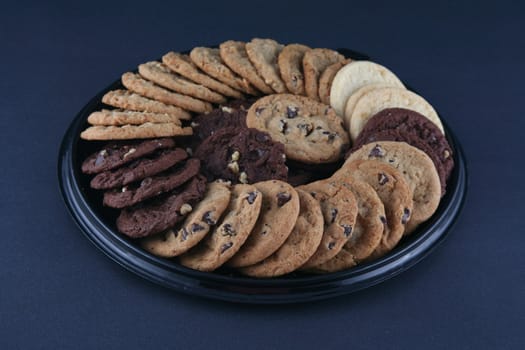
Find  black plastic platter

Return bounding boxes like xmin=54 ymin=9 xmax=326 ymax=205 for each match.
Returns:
xmin=58 ymin=49 xmax=467 ymax=304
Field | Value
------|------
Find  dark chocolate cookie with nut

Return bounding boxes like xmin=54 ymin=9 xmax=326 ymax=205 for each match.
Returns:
xmin=194 ymin=126 xmax=288 ymax=184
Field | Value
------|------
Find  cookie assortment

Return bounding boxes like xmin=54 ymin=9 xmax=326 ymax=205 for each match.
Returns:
xmin=79 ymin=38 xmax=454 ymax=277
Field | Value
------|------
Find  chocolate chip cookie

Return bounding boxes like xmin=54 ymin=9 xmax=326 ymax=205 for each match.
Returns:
xmin=246 ymin=94 xmax=349 ymax=164
xmin=178 ymin=184 xmax=262 ymax=271
xmin=347 ymin=141 xmax=441 ymax=234
xmin=227 ymin=180 xmax=300 ymax=268
xmin=238 ymin=189 xmax=323 ymax=277
xmin=277 ymin=43 xmax=311 ymax=95
xmin=140 ymin=180 xmax=232 ymax=257
xmin=302 ymin=48 xmax=345 ymax=101
xmin=246 ymin=38 xmax=288 ymax=93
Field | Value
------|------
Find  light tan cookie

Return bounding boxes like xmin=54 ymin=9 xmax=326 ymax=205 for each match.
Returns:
xmin=227 ymin=180 xmax=300 ymax=268
xmin=333 ymin=159 xmax=414 ymax=258
xmin=318 ymin=59 xmax=352 ymax=105
xmin=138 ymin=61 xmax=226 ymax=104
xmin=330 ymin=61 xmax=405 ymax=116
xmin=347 ymin=141 xmax=440 ymax=234
xmin=219 ymin=40 xmax=274 ymax=94
xmin=140 ymin=181 xmax=232 ymax=257
xmin=342 ymin=83 xmax=390 ymax=129
xmin=303 ymin=48 xmax=345 ymax=101
xmin=102 ymin=90 xmax=191 ymax=120
xmin=298 ymin=180 xmax=358 ymax=268
xmin=189 ymin=47 xmax=259 ymax=95
xmin=246 ymin=38 xmax=288 ymax=93
xmin=238 ymin=189 xmax=323 ymax=277
xmin=277 ymin=43 xmax=311 ymax=95
xmin=246 ymin=94 xmax=349 ymax=164
xmin=349 ymin=86 xmax=444 ymax=141
xmin=87 ymin=109 xmax=182 ymax=126
xmin=178 ymin=184 xmax=262 ymax=272
xmin=121 ymin=72 xmax=213 ymax=114
xmin=162 ymin=52 xmax=244 ymax=99
xmin=80 ymin=123 xmax=192 ymax=140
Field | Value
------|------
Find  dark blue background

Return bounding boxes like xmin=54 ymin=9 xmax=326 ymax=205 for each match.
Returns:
xmin=1 ymin=0 xmax=524 ymax=348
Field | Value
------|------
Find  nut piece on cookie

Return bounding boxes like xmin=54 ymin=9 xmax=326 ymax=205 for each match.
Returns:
xmin=246 ymin=94 xmax=349 ymax=164
xmin=246 ymin=38 xmax=288 ymax=94
xmin=278 ymin=43 xmax=311 ymax=96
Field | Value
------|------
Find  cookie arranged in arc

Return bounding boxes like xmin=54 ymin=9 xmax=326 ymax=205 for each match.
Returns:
xmin=194 ymin=126 xmax=288 ymax=185
xmin=140 ymin=180 xmax=232 ymax=258
xmin=116 ymin=174 xmax=207 ymax=238
xmin=103 ymin=158 xmax=201 ymax=209
xmin=246 ymin=38 xmax=288 ymax=94
xmin=138 ymin=61 xmax=227 ymax=104
xmin=353 ymin=107 xmax=454 ymax=194
xmin=277 ymin=43 xmax=311 ymax=95
xmin=349 ymin=86 xmax=444 ymax=141
xmin=90 ymin=148 xmax=188 ymax=190
xmin=318 ymin=59 xmax=351 ymax=105
xmin=302 ymin=48 xmax=346 ymax=101
xmin=329 ymin=61 xmax=405 ymax=116
xmin=121 ymin=72 xmax=213 ymax=113
xmin=298 ymin=180 xmax=358 ymax=268
xmin=219 ymin=40 xmax=274 ymax=95
xmin=238 ymin=189 xmax=323 ymax=277
xmin=333 ymin=159 xmax=413 ymax=258
xmin=162 ymin=52 xmax=244 ymax=99
xmin=102 ymin=90 xmax=191 ymax=119
xmin=80 ymin=123 xmax=192 ymax=140
xmin=246 ymin=94 xmax=349 ymax=164
xmin=87 ymin=109 xmax=183 ymax=126
xmin=347 ymin=141 xmax=441 ymax=234
xmin=227 ymin=180 xmax=300 ymax=268
xmin=81 ymin=138 xmax=176 ymax=175
xmin=189 ymin=47 xmax=259 ymax=96
xmin=178 ymin=184 xmax=262 ymax=271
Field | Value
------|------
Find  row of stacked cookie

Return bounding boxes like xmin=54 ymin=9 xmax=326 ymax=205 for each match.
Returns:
xmin=81 ymin=139 xmax=209 ymax=238
xmin=138 ymin=144 xmax=428 ymax=277
xmin=79 ymin=38 xmax=362 ymax=141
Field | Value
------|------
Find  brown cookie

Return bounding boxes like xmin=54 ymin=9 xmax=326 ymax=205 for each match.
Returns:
xmin=116 ymin=174 xmax=207 ymax=238
xmin=138 ymin=61 xmax=227 ymax=104
xmin=121 ymin=72 xmax=213 ymax=113
xmin=162 ymin=52 xmax=244 ymax=99
xmin=189 ymin=47 xmax=259 ymax=95
xmin=81 ymin=138 xmax=176 ymax=175
xmin=347 ymin=142 xmax=441 ymax=234
xmin=87 ymin=109 xmax=183 ymax=126
xmin=238 ymin=189 xmax=323 ymax=277
xmin=318 ymin=59 xmax=351 ymax=105
xmin=178 ymin=184 xmax=263 ymax=271
xmin=80 ymin=123 xmax=192 ymax=140
xmin=245 ymin=38 xmax=288 ymax=93
xmin=103 ymin=158 xmax=201 ymax=209
xmin=90 ymin=148 xmax=188 ymax=190
xmin=277 ymin=43 xmax=311 ymax=95
xmin=227 ymin=180 xmax=300 ymax=268
xmin=140 ymin=181 xmax=232 ymax=257
xmin=333 ymin=159 xmax=414 ymax=258
xmin=219 ymin=40 xmax=274 ymax=94
xmin=303 ymin=48 xmax=345 ymax=101
xmin=101 ymin=90 xmax=191 ymax=120
xmin=298 ymin=180 xmax=358 ymax=268
xmin=246 ymin=94 xmax=349 ymax=164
